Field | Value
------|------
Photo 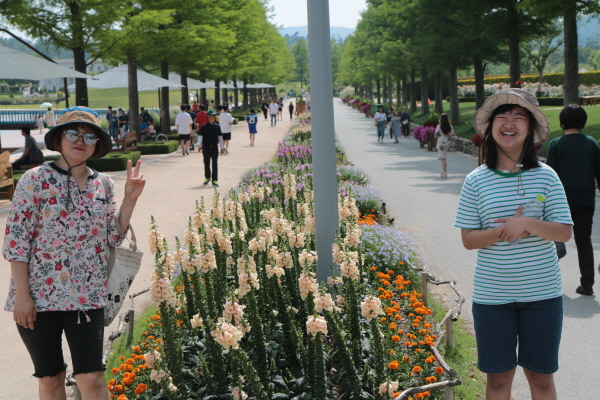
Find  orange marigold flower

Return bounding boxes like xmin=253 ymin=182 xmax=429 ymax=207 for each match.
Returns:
xmin=125 ymin=358 xmax=135 ymax=365
xmin=412 ymin=366 xmax=423 ymax=373
xmin=399 ymin=261 xmax=405 ymax=265
xmin=388 ymin=361 xmax=400 ymax=370
xmin=402 ymin=356 xmax=410 ymax=364
xmin=391 ymin=335 xmax=401 ymax=343
xmin=425 ymin=376 xmax=437 ymax=383
xmin=390 ymin=350 xmax=396 ymax=354
xmin=380 ymin=317 xmax=387 ymax=323
xmin=389 ymin=322 xmax=397 ymax=330
xmin=394 ymin=314 xmax=402 ymax=321
xmin=111 ymin=368 xmax=119 ymax=375
xmin=132 ymin=346 xmax=141 ymax=353
xmin=152 ymin=315 xmax=160 ymax=321
xmin=134 ymin=383 xmax=148 ymax=394
xmin=370 ymin=266 xmax=377 ymax=271
xmin=387 ymin=270 xmax=394 ymax=275
xmin=435 ymin=366 xmax=445 ymax=374
xmin=119 ymin=356 xmax=126 ymax=360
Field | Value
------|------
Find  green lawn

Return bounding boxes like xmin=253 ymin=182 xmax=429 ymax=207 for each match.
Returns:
xmin=410 ymin=101 xmax=600 ymax=156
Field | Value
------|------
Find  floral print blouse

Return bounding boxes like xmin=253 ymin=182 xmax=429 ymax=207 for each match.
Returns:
xmin=3 ymin=163 xmax=125 ymax=312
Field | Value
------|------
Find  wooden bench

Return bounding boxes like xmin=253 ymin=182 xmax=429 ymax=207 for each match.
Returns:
xmin=582 ymin=95 xmax=600 ymax=106
xmin=113 ymin=131 xmax=138 ymax=152
xmin=0 ymin=151 xmax=15 ymax=200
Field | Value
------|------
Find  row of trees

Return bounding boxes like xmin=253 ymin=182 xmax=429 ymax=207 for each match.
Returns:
xmin=0 ymin=0 xmax=294 ymax=136
xmin=338 ymin=0 xmax=600 ymax=123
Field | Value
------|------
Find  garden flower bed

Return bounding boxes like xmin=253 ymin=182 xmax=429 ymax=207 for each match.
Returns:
xmin=106 ymin=115 xmax=460 ymax=400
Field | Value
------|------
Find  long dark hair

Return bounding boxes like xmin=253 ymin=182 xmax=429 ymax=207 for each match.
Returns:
xmin=483 ymin=104 xmax=539 ymax=171
xmin=439 ymin=113 xmax=451 ymax=135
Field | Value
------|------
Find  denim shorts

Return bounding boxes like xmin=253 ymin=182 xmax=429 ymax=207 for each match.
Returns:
xmin=472 ymin=296 xmax=562 ymax=374
xmin=17 ymin=308 xmax=105 ymax=378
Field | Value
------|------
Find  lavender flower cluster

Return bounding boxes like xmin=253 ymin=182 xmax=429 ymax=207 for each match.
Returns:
xmin=277 ymin=142 xmax=313 ymax=165
xmin=360 ymin=224 xmax=426 ymax=271
xmin=337 ymin=165 xmax=370 ymax=185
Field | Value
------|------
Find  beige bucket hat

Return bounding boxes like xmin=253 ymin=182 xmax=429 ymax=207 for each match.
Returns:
xmin=474 ymin=89 xmax=550 ymax=143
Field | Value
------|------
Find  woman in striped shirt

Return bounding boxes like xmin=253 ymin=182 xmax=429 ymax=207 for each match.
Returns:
xmin=455 ymin=89 xmax=572 ymax=400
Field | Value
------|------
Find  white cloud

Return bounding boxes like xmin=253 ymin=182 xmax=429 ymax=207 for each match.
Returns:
xmin=269 ymin=0 xmax=366 ymax=28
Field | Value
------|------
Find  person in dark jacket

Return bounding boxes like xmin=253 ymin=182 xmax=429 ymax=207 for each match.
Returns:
xmin=546 ymin=104 xmax=600 ymax=296
xmin=261 ymin=100 xmax=269 ymax=120
xmin=197 ymin=109 xmax=225 ymax=187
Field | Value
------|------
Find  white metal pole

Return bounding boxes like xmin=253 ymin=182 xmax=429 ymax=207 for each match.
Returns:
xmin=307 ymin=0 xmax=339 ymax=285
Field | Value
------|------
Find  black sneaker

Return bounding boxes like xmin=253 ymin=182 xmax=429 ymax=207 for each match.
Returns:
xmin=212 ymin=181 xmax=219 ymax=187
xmin=576 ymin=285 xmax=594 ymax=296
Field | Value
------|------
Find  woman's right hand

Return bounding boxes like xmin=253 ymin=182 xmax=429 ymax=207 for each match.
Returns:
xmin=14 ymin=294 xmax=36 ymax=329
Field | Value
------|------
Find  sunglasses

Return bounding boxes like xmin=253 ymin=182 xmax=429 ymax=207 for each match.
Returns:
xmin=64 ymin=130 xmax=98 ymax=146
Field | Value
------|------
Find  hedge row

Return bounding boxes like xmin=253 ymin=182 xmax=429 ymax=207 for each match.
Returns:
xmin=458 ymin=71 xmax=600 ymax=86
xmin=137 ymin=140 xmax=179 ymax=155
xmin=451 ymin=97 xmax=578 ymax=106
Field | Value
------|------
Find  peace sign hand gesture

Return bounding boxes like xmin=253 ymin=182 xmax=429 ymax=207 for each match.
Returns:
xmin=123 ymin=160 xmax=145 ymax=203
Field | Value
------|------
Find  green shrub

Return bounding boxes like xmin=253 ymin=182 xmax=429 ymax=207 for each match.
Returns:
xmin=455 ymin=97 xmax=580 ymax=106
xmin=166 ymin=133 xmax=180 ymax=141
xmin=87 ymin=151 xmax=141 ymax=171
xmin=137 ymin=140 xmax=179 ymax=155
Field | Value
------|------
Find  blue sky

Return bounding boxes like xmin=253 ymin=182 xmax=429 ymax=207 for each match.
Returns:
xmin=268 ymin=0 xmax=366 ymax=28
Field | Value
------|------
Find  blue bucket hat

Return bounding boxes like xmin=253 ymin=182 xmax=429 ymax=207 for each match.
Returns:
xmin=44 ymin=106 xmax=113 ymax=159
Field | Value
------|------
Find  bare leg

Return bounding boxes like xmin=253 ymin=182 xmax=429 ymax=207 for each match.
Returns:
xmin=523 ymin=369 xmax=557 ymax=400
xmin=486 ymin=369 xmax=516 ymax=400
xmin=75 ymin=371 xmax=110 ymax=400
xmin=38 ymin=370 xmax=67 ymax=400
xmin=180 ymin=140 xmax=186 ymax=155
xmin=441 ymin=160 xmax=447 ymax=174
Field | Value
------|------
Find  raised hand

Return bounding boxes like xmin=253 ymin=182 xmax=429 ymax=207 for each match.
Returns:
xmin=124 ymin=160 xmax=145 ymax=203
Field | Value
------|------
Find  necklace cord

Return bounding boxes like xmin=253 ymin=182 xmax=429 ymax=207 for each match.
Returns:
xmin=496 ymin=135 xmax=530 ymax=196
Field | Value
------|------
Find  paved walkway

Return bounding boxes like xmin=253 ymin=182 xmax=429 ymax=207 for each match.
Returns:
xmin=0 ymin=112 xmax=294 ymax=399
xmin=334 ymin=99 xmax=600 ymax=399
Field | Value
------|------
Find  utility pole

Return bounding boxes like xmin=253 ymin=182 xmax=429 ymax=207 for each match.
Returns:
xmin=307 ymin=0 xmax=339 ymax=285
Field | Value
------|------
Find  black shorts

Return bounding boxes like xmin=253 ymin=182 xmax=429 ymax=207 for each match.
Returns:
xmin=222 ymin=133 xmax=231 ymax=141
xmin=17 ymin=308 xmax=105 ymax=378
xmin=179 ymin=134 xmax=191 ymax=141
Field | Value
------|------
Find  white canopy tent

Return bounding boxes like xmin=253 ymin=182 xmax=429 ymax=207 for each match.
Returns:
xmin=168 ymin=73 xmax=214 ymax=89
xmin=0 ymin=44 xmax=92 ymax=81
xmin=88 ymin=65 xmax=183 ymax=90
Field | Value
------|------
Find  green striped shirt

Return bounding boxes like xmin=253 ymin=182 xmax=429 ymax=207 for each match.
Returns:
xmin=454 ymin=163 xmax=573 ymax=305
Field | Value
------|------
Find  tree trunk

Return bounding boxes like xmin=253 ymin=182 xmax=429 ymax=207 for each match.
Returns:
xmin=160 ymin=61 xmax=170 ymax=135
xmin=243 ymin=78 xmax=248 ymax=110
xmin=233 ymin=77 xmax=238 ymax=111
xmin=69 ymin=1 xmax=88 ymax=107
xmin=215 ymin=80 xmax=220 ymax=105
xmin=434 ymin=71 xmax=443 ymax=114
xmin=383 ymin=76 xmax=388 ymax=104
xmin=396 ymin=80 xmax=401 ymax=108
xmin=223 ymin=88 xmax=228 ymax=106
xmin=449 ymin=67 xmax=460 ymax=124
xmin=180 ymin=71 xmax=189 ymax=106
xmin=376 ymin=79 xmax=381 ymax=104
xmin=474 ymin=56 xmax=485 ymax=109
xmin=563 ymin=1 xmax=579 ymax=105
xmin=410 ymin=68 xmax=417 ymax=113
xmin=199 ymin=71 xmax=207 ymax=106
xmin=127 ymin=52 xmax=140 ymax=141
xmin=508 ymin=2 xmax=521 ymax=88
xmin=420 ymin=67 xmax=429 ymax=115
xmin=389 ymin=78 xmax=394 ymax=105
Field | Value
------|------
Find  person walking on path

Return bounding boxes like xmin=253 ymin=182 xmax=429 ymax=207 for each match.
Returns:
xmin=455 ymin=89 xmax=572 ymax=400
xmin=261 ymin=100 xmax=269 ymax=120
xmin=374 ymin=105 xmax=387 ymax=142
xmin=247 ymin=109 xmax=258 ymax=146
xmin=219 ymin=105 xmax=233 ymax=154
xmin=288 ymin=101 xmax=294 ymax=120
xmin=388 ymin=106 xmax=395 ymax=139
xmin=105 ymin=106 xmax=112 ymax=122
xmin=269 ymin=100 xmax=279 ymax=127
xmin=435 ymin=113 xmax=455 ymax=178
xmin=36 ymin=114 xmax=45 ymax=134
xmin=4 ymin=106 xmax=145 ymax=400
xmin=198 ymin=109 xmax=225 ymax=187
xmin=175 ymin=105 xmax=193 ymax=156
xmin=277 ymin=100 xmax=284 ymax=121
xmin=389 ymin=110 xmax=402 ymax=144
xmin=400 ymin=107 xmax=411 ymax=137
xmin=195 ymin=105 xmax=208 ymax=151
xmin=546 ymin=104 xmax=600 ymax=296
xmin=186 ymin=104 xmax=197 ymax=151
xmin=45 ymin=107 xmax=56 ymax=130
xmin=109 ymin=110 xmax=119 ymax=140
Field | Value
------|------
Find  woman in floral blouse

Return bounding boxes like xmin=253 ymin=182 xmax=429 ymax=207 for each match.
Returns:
xmin=3 ymin=106 xmax=145 ymax=400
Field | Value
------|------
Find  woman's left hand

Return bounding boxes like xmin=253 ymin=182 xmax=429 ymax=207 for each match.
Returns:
xmin=123 ymin=160 xmax=145 ymax=202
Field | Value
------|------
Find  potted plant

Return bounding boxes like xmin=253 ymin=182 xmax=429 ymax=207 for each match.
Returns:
xmin=296 ymin=96 xmax=306 ymax=115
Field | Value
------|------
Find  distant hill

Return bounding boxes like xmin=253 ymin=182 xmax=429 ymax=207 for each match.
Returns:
xmin=279 ymin=26 xmax=355 ymax=39
xmin=579 ymin=16 xmax=600 ymax=46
